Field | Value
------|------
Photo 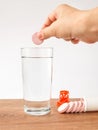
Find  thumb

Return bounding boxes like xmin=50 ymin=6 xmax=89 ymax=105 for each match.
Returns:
xmin=38 ymin=22 xmax=57 ymax=40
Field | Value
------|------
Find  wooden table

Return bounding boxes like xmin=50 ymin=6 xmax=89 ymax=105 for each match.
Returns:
xmin=0 ymin=99 xmax=98 ymax=130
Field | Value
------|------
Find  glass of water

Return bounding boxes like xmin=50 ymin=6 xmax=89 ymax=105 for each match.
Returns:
xmin=21 ymin=47 xmax=53 ymax=116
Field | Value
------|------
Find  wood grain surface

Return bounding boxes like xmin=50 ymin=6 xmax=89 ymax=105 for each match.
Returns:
xmin=0 ymin=99 xmax=98 ymax=130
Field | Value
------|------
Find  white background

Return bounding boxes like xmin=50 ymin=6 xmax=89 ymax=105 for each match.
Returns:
xmin=0 ymin=0 xmax=98 ymax=99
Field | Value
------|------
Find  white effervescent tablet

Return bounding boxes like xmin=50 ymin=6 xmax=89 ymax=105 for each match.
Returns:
xmin=32 ymin=32 xmax=43 ymax=45
xmin=58 ymin=103 xmax=69 ymax=113
xmin=66 ymin=102 xmax=74 ymax=113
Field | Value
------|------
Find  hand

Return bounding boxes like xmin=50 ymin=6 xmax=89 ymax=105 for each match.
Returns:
xmin=39 ymin=4 xmax=80 ymax=44
xmin=36 ymin=4 xmax=98 ymax=44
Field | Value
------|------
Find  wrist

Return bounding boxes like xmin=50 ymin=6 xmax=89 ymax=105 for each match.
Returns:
xmin=72 ymin=10 xmax=90 ymax=38
xmin=88 ymin=7 xmax=98 ymax=34
xmin=72 ymin=8 xmax=98 ymax=43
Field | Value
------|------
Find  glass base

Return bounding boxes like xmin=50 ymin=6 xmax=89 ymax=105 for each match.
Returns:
xmin=24 ymin=105 xmax=51 ymax=116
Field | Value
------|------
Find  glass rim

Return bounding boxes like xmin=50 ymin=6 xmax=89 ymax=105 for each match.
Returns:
xmin=21 ymin=47 xmax=53 ymax=58
xmin=21 ymin=47 xmax=53 ymax=50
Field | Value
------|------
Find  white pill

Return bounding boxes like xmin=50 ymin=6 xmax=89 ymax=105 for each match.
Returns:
xmin=58 ymin=103 xmax=69 ymax=113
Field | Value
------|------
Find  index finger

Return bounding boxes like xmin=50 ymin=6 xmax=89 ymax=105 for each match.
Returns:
xmin=41 ymin=11 xmax=57 ymax=29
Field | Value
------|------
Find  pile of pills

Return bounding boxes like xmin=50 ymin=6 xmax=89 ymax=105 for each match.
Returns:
xmin=57 ymin=90 xmax=85 ymax=113
xmin=58 ymin=99 xmax=85 ymax=113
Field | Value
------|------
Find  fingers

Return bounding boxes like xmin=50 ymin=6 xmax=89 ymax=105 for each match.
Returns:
xmin=39 ymin=22 xmax=58 ymax=40
xmin=64 ymin=37 xmax=79 ymax=44
xmin=32 ymin=30 xmax=80 ymax=45
xmin=41 ymin=11 xmax=57 ymax=29
xmin=71 ymin=38 xmax=80 ymax=44
xmin=32 ymin=22 xmax=58 ymax=45
xmin=32 ymin=29 xmax=80 ymax=45
xmin=38 ymin=11 xmax=57 ymax=40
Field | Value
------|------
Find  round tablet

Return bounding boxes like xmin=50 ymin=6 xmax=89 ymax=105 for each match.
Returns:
xmin=58 ymin=103 xmax=69 ymax=113
xmin=32 ymin=32 xmax=43 ymax=45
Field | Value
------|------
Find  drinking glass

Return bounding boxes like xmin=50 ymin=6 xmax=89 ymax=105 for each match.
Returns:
xmin=21 ymin=47 xmax=53 ymax=116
